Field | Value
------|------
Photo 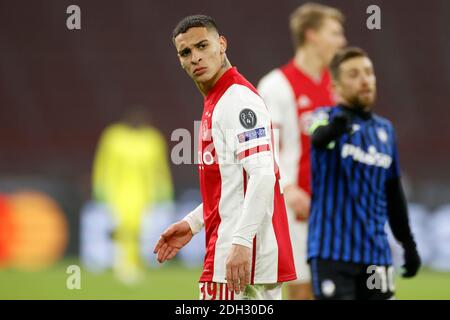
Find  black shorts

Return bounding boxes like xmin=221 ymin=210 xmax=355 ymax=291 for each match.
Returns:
xmin=309 ymin=258 xmax=395 ymax=300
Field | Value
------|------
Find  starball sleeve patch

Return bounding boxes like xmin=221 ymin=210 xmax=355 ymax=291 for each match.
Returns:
xmin=239 ymin=108 xmax=257 ymax=129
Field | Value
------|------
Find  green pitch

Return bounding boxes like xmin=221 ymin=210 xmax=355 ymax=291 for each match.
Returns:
xmin=0 ymin=258 xmax=449 ymax=300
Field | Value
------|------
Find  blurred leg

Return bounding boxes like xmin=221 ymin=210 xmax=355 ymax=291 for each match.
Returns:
xmin=287 ymin=216 xmax=312 ymax=299
xmin=287 ymin=282 xmax=313 ymax=300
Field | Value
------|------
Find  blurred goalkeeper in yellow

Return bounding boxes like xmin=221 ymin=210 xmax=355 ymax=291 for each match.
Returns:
xmin=92 ymin=107 xmax=174 ymax=283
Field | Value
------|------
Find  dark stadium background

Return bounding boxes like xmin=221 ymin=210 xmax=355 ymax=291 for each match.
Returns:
xmin=0 ymin=0 xmax=449 ymax=260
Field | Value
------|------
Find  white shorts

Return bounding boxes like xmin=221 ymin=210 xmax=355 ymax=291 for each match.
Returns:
xmin=199 ymin=282 xmax=282 ymax=300
xmin=287 ymin=207 xmax=311 ymax=283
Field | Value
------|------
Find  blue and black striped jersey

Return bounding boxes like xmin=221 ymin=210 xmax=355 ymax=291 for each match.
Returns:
xmin=308 ymin=105 xmax=400 ymax=266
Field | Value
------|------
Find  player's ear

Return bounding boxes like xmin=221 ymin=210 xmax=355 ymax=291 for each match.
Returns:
xmin=173 ymin=41 xmax=184 ymax=67
xmin=304 ymin=28 xmax=317 ymax=45
xmin=219 ymin=35 xmax=227 ymax=54
xmin=177 ymin=54 xmax=185 ymax=69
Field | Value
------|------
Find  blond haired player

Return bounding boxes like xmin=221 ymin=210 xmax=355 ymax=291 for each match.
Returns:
xmin=258 ymin=3 xmax=347 ymax=300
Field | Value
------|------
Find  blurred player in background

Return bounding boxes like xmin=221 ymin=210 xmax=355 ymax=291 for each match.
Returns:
xmin=257 ymin=3 xmax=347 ymax=299
xmin=92 ymin=107 xmax=173 ymax=283
xmin=154 ymin=15 xmax=296 ymax=300
xmin=308 ymin=47 xmax=421 ymax=299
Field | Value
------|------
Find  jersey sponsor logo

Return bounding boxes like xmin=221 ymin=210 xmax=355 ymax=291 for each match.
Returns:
xmin=198 ymin=150 xmax=216 ymax=166
xmin=297 ymin=95 xmax=312 ymax=109
xmin=299 ymin=111 xmax=314 ymax=135
xmin=237 ymin=127 xmax=266 ymax=143
xmin=341 ymin=144 xmax=392 ymax=168
xmin=239 ymin=108 xmax=257 ymax=129
xmin=312 ymin=110 xmax=330 ymax=122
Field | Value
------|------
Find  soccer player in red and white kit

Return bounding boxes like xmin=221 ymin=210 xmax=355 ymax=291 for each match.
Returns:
xmin=153 ymin=15 xmax=296 ymax=300
xmin=258 ymin=3 xmax=346 ymax=300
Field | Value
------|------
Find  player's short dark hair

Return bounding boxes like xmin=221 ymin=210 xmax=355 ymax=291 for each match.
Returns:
xmin=172 ymin=15 xmax=219 ymax=43
xmin=329 ymin=47 xmax=369 ymax=80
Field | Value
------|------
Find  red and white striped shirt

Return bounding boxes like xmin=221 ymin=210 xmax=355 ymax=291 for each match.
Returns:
xmin=184 ymin=67 xmax=296 ymax=284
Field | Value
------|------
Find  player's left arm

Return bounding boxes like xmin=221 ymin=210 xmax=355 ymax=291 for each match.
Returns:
xmin=216 ymin=87 xmax=276 ymax=294
xmin=225 ymin=157 xmax=274 ymax=294
xmin=385 ymin=128 xmax=421 ymax=278
xmin=258 ymin=72 xmax=309 ymax=219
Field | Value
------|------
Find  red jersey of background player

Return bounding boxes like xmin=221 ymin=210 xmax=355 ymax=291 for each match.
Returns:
xmin=258 ymin=60 xmax=335 ymax=195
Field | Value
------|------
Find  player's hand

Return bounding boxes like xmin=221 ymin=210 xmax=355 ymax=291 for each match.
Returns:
xmin=225 ymin=244 xmax=251 ymax=295
xmin=153 ymin=220 xmax=193 ymax=263
xmin=402 ymin=242 xmax=421 ymax=278
xmin=330 ymin=112 xmax=352 ymax=136
xmin=284 ymin=185 xmax=311 ymax=221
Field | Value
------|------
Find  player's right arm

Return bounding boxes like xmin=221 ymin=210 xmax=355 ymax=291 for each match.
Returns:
xmin=153 ymin=203 xmax=203 ymax=263
xmin=258 ymin=70 xmax=309 ymax=220
xmin=310 ymin=108 xmax=352 ymax=148
xmin=257 ymin=70 xmax=297 ymax=188
xmin=183 ymin=203 xmax=204 ymax=234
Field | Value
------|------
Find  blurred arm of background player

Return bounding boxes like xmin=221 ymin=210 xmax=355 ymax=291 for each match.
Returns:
xmin=386 ymin=134 xmax=421 ymax=278
xmin=153 ymin=203 xmax=203 ymax=263
xmin=284 ymin=184 xmax=311 ymax=221
xmin=386 ymin=177 xmax=421 ymax=277
xmin=257 ymin=82 xmax=310 ymax=221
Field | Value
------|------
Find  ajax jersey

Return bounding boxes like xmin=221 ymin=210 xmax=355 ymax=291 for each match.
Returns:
xmin=194 ymin=67 xmax=296 ymax=284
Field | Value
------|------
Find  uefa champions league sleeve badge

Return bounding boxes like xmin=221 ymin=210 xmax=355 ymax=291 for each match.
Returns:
xmin=239 ymin=108 xmax=257 ymax=129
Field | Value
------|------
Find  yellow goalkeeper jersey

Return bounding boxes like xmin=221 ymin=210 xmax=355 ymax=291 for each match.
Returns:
xmin=92 ymin=122 xmax=173 ymax=220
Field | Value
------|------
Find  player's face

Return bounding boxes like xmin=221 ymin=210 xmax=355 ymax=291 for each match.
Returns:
xmin=335 ymin=56 xmax=377 ymax=110
xmin=174 ymin=27 xmax=226 ymax=85
xmin=312 ymin=18 xmax=347 ymax=65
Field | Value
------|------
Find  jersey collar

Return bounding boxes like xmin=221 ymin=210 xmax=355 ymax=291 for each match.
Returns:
xmin=205 ymin=67 xmax=238 ymax=105
xmin=339 ymin=104 xmax=373 ymax=120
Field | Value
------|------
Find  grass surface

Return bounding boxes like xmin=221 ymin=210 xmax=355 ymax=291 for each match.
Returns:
xmin=0 ymin=258 xmax=449 ymax=300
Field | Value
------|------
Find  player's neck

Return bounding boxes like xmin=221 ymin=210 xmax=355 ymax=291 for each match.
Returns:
xmin=293 ymin=47 xmax=326 ymax=82
xmin=340 ymin=101 xmax=373 ymax=117
xmin=197 ymin=58 xmax=232 ymax=97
